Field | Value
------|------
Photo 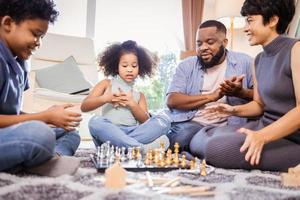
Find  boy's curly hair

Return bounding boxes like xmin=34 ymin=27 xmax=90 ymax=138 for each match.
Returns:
xmin=98 ymin=40 xmax=157 ymax=78
xmin=0 ymin=0 xmax=59 ymax=24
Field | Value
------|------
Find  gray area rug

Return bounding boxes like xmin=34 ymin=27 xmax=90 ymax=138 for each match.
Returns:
xmin=0 ymin=148 xmax=299 ymax=200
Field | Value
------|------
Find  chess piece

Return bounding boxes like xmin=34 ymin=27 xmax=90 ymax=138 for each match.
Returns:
xmin=154 ymin=148 xmax=160 ymax=166
xmin=174 ymin=142 xmax=180 ymax=154
xmin=173 ymin=153 xmax=179 ymax=167
xmin=189 ymin=160 xmax=195 ymax=170
xmin=166 ymin=149 xmax=172 ymax=166
xmin=105 ymin=162 xmax=126 ymax=189
xmin=145 ymin=152 xmax=151 ymax=166
xmin=132 ymin=147 xmax=136 ymax=160
xmin=136 ymin=146 xmax=141 ymax=160
xmin=121 ymin=147 xmax=126 ymax=162
xmin=282 ymin=164 xmax=300 ymax=187
xmin=127 ymin=147 xmax=133 ymax=160
xmin=200 ymin=159 xmax=207 ymax=176
xmin=181 ymin=155 xmax=186 ymax=168
xmin=159 ymin=151 xmax=166 ymax=167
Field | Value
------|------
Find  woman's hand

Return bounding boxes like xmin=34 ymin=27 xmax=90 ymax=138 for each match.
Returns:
xmin=201 ymin=103 xmax=236 ymax=120
xmin=239 ymin=128 xmax=266 ymax=166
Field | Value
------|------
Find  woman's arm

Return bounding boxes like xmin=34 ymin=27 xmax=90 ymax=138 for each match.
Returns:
xmin=81 ymin=79 xmax=111 ymax=112
xmin=255 ymin=41 xmax=300 ymax=142
xmin=239 ymin=41 xmax=300 ymax=166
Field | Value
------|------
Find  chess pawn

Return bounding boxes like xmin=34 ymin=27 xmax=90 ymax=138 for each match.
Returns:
xmin=200 ymin=159 xmax=207 ymax=176
xmin=154 ymin=148 xmax=160 ymax=166
xmin=127 ymin=147 xmax=133 ymax=160
xmin=173 ymin=153 xmax=179 ymax=167
xmin=120 ymin=147 xmax=126 ymax=162
xmin=149 ymin=149 xmax=153 ymax=161
xmin=174 ymin=142 xmax=180 ymax=154
xmin=181 ymin=155 xmax=186 ymax=168
xmin=145 ymin=152 xmax=151 ymax=166
xmin=136 ymin=147 xmax=143 ymax=167
xmin=136 ymin=147 xmax=141 ymax=160
xmin=189 ymin=160 xmax=195 ymax=170
xmin=159 ymin=157 xmax=166 ymax=167
xmin=132 ymin=147 xmax=136 ymax=160
xmin=166 ymin=149 xmax=172 ymax=166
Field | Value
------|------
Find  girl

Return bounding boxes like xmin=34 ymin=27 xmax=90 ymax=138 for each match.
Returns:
xmin=81 ymin=40 xmax=170 ymax=150
xmin=189 ymin=0 xmax=300 ymax=171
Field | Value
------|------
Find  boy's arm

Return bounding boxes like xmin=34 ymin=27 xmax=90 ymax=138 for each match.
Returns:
xmin=0 ymin=104 xmax=82 ymax=131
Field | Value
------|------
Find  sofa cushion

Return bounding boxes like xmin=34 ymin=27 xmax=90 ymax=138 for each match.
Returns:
xmin=35 ymin=56 xmax=92 ymax=94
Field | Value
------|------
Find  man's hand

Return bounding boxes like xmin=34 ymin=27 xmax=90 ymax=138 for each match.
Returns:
xmin=210 ymin=88 xmax=224 ymax=102
xmin=220 ymin=75 xmax=244 ymax=97
xmin=45 ymin=104 xmax=82 ymax=131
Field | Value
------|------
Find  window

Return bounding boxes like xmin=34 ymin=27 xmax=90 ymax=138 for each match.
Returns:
xmin=95 ymin=0 xmax=183 ymax=110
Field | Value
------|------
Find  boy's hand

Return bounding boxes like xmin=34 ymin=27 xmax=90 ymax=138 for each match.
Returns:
xmin=220 ymin=75 xmax=244 ymax=97
xmin=45 ymin=104 xmax=82 ymax=131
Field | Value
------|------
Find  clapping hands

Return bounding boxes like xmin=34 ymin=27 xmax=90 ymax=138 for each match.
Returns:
xmin=220 ymin=75 xmax=244 ymax=97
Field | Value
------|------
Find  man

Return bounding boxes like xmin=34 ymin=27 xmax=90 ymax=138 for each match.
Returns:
xmin=166 ymin=20 xmax=253 ymax=151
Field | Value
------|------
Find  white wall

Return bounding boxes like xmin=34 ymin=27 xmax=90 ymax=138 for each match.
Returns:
xmin=203 ymin=0 xmax=262 ymax=58
xmin=48 ymin=0 xmax=88 ymax=37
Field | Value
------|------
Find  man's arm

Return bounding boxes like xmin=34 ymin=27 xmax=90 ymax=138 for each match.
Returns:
xmin=167 ymin=89 xmax=223 ymax=110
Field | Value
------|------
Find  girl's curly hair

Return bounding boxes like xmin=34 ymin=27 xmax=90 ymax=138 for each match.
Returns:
xmin=97 ymin=40 xmax=157 ymax=78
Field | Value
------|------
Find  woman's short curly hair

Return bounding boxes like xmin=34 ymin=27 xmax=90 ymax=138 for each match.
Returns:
xmin=0 ymin=0 xmax=59 ymax=24
xmin=98 ymin=40 xmax=157 ymax=78
xmin=241 ymin=0 xmax=295 ymax=34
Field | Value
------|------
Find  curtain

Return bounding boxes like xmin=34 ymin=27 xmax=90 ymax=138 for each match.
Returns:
xmin=181 ymin=0 xmax=204 ymax=59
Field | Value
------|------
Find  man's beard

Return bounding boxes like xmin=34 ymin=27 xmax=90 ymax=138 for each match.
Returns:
xmin=198 ymin=45 xmax=226 ymax=70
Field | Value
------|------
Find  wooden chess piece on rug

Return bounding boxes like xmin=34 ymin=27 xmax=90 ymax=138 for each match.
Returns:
xmin=281 ymin=163 xmax=300 ymax=187
xmin=200 ymin=159 xmax=207 ymax=176
xmin=105 ymin=157 xmax=127 ymax=189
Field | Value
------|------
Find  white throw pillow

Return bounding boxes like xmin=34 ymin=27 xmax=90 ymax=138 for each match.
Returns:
xmin=35 ymin=56 xmax=92 ymax=94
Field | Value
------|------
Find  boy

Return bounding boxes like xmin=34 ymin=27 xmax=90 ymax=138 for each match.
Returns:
xmin=0 ymin=0 xmax=81 ymax=176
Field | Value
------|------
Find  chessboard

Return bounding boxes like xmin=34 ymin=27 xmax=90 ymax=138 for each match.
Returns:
xmin=91 ymin=141 xmax=208 ymax=173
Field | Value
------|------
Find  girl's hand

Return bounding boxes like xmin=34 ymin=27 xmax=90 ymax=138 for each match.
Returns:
xmin=239 ymin=128 xmax=266 ymax=166
xmin=201 ymin=103 xmax=235 ymax=120
xmin=117 ymin=88 xmax=137 ymax=108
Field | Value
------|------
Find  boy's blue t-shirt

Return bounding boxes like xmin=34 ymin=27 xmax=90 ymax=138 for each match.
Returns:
xmin=0 ymin=41 xmax=29 ymax=115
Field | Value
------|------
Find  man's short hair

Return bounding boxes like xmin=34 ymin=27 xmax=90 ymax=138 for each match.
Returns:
xmin=199 ymin=20 xmax=227 ymax=35
xmin=241 ymin=0 xmax=295 ymax=34
xmin=0 ymin=0 xmax=59 ymax=24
